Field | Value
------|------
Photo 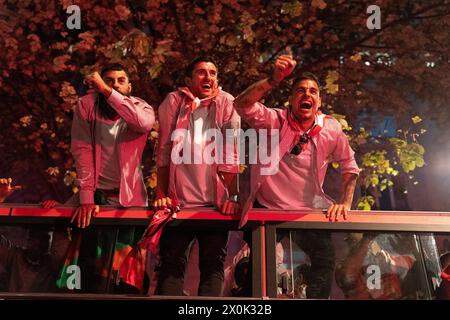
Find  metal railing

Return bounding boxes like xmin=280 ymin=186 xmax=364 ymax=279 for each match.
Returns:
xmin=1 ymin=204 xmax=449 ymax=299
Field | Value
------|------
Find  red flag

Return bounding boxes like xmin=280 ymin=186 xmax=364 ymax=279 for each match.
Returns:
xmin=437 ymin=264 xmax=450 ymax=300
xmin=119 ymin=204 xmax=178 ymax=292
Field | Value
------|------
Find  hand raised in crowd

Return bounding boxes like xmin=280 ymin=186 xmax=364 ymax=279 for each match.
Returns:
xmin=71 ymin=204 xmax=99 ymax=229
xmin=84 ymin=71 xmax=111 ymax=96
xmin=272 ymin=54 xmax=297 ymax=83
xmin=217 ymin=172 xmax=239 ymax=215
xmin=0 ymin=177 xmax=22 ymax=203
xmin=326 ymin=203 xmax=350 ymax=222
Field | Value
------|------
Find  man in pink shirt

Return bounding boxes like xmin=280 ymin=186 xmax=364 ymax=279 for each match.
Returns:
xmin=70 ymin=63 xmax=155 ymax=227
xmin=234 ymin=55 xmax=359 ymax=298
xmin=154 ymin=56 xmax=240 ymax=296
xmin=68 ymin=63 xmax=154 ymax=292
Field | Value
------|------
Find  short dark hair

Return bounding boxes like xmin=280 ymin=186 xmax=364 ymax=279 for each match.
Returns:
xmin=101 ymin=63 xmax=129 ymax=78
xmin=292 ymin=72 xmax=321 ymax=92
xmin=185 ymin=56 xmax=218 ymax=77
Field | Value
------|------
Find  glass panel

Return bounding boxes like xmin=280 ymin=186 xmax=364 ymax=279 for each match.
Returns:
xmin=102 ymin=226 xmax=146 ymax=294
xmin=425 ymin=233 xmax=450 ymax=300
xmin=0 ymin=224 xmax=147 ymax=294
xmin=177 ymin=230 xmax=249 ymax=297
xmin=0 ymin=224 xmax=251 ymax=297
xmin=0 ymin=225 xmax=71 ymax=293
xmin=274 ymin=229 xmax=435 ymax=300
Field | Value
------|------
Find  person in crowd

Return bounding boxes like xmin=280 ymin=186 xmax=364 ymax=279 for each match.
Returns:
xmin=154 ymin=56 xmax=240 ymax=296
xmin=233 ymin=54 xmax=360 ymax=298
xmin=70 ymin=62 xmax=155 ymax=227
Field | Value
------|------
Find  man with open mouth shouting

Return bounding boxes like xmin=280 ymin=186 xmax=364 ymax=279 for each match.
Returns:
xmin=233 ymin=54 xmax=360 ymax=299
xmin=154 ymin=56 xmax=240 ymax=296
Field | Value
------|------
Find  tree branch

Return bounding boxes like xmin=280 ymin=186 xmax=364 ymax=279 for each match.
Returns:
xmin=168 ymin=0 xmax=188 ymax=55
xmin=310 ymin=2 xmax=450 ymax=69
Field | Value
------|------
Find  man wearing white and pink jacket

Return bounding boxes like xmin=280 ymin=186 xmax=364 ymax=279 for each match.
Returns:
xmin=234 ymin=55 xmax=360 ymax=298
xmin=70 ymin=63 xmax=155 ymax=228
xmin=154 ymin=56 xmax=240 ymax=296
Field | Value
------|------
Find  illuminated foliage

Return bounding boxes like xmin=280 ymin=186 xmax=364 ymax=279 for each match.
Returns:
xmin=0 ymin=0 xmax=448 ymax=204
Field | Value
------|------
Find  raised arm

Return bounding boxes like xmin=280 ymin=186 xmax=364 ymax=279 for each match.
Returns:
xmin=234 ymin=55 xmax=297 ymax=110
xmin=234 ymin=55 xmax=296 ymax=129
xmin=84 ymin=71 xmax=155 ymax=133
xmin=106 ymin=91 xmax=155 ymax=133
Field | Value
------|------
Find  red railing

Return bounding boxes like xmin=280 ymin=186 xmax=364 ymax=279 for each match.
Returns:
xmin=1 ymin=204 xmax=449 ymax=300
xmin=2 ymin=204 xmax=450 ymax=231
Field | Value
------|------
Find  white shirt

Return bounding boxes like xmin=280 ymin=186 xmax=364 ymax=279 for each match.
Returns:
xmin=175 ymin=105 xmax=215 ymax=207
xmin=97 ymin=118 xmax=121 ymax=190
xmin=256 ymin=139 xmax=331 ymax=210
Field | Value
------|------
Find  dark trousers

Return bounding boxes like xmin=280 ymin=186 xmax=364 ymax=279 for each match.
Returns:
xmin=292 ymin=230 xmax=336 ymax=299
xmin=252 ymin=200 xmax=335 ymax=298
xmin=156 ymin=228 xmax=229 ymax=296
